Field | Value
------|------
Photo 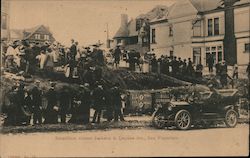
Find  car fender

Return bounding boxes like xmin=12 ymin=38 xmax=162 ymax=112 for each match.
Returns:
xmin=224 ymin=105 xmax=234 ymax=111
xmin=224 ymin=105 xmax=239 ymax=117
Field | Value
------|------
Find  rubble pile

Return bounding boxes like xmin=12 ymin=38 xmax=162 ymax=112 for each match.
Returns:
xmin=112 ymin=69 xmax=191 ymax=89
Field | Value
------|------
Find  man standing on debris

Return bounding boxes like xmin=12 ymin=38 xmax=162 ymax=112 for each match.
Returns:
xmin=31 ymin=81 xmax=43 ymax=125
xmin=92 ymin=82 xmax=105 ymax=123
xmin=114 ymin=45 xmax=121 ymax=69
xmin=151 ymin=55 xmax=157 ymax=73
xmin=187 ymin=58 xmax=194 ymax=77
xmin=220 ymin=60 xmax=228 ymax=88
xmin=44 ymin=82 xmax=58 ymax=124
xmin=70 ymin=39 xmax=77 ymax=60
xmin=112 ymin=83 xmax=125 ymax=122
xmin=207 ymin=53 xmax=214 ymax=73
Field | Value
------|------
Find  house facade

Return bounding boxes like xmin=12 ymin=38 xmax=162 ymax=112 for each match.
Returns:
xmin=10 ymin=25 xmax=55 ymax=44
xmin=150 ymin=0 xmax=250 ymax=66
xmin=112 ymin=6 xmax=168 ymax=55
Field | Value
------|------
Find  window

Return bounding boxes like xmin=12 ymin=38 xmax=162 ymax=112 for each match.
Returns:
xmin=205 ymin=45 xmax=223 ymax=65
xmin=170 ymin=50 xmax=174 ymax=57
xmin=208 ymin=18 xmax=220 ymax=36
xmin=151 ymin=29 xmax=156 ymax=43
xmin=214 ymin=18 xmax=219 ymax=35
xmin=34 ymin=34 xmax=41 ymax=39
xmin=208 ymin=19 xmax=213 ymax=36
xmin=245 ymin=43 xmax=250 ymax=52
xmin=44 ymin=34 xmax=50 ymax=40
xmin=193 ymin=48 xmax=201 ymax=65
xmin=193 ymin=20 xmax=201 ymax=37
xmin=1 ymin=14 xmax=7 ymax=29
xmin=169 ymin=25 xmax=173 ymax=36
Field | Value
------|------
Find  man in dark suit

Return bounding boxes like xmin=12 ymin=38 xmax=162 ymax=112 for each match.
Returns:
xmin=112 ymin=83 xmax=125 ymax=122
xmin=70 ymin=39 xmax=77 ymax=60
xmin=92 ymin=83 xmax=105 ymax=123
xmin=31 ymin=81 xmax=43 ymax=125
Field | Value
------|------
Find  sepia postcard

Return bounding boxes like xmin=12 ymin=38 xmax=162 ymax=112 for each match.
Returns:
xmin=0 ymin=0 xmax=249 ymax=157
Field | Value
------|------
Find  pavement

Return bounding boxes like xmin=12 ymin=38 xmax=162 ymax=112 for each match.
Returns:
xmin=0 ymin=124 xmax=249 ymax=157
xmin=1 ymin=114 xmax=248 ymax=134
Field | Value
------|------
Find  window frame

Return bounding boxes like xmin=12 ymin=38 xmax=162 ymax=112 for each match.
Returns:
xmin=244 ymin=43 xmax=250 ymax=53
xmin=151 ymin=28 xmax=156 ymax=44
xmin=214 ymin=18 xmax=220 ymax=35
xmin=207 ymin=17 xmax=220 ymax=36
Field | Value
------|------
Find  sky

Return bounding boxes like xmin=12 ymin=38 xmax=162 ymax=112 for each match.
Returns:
xmin=9 ymin=0 xmax=175 ymax=46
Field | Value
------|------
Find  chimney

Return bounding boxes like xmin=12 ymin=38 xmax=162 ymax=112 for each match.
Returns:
xmin=121 ymin=14 xmax=128 ymax=28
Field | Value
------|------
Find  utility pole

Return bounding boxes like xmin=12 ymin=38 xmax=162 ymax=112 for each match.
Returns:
xmin=106 ymin=23 xmax=110 ymax=48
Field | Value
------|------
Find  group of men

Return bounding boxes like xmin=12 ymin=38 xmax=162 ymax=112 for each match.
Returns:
xmin=3 ymin=80 xmax=126 ymax=126
xmin=148 ymin=54 xmax=200 ymax=78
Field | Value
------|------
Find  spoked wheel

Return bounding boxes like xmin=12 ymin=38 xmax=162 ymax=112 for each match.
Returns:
xmin=225 ymin=109 xmax=238 ymax=128
xmin=175 ymin=110 xmax=192 ymax=130
xmin=152 ymin=112 xmax=166 ymax=129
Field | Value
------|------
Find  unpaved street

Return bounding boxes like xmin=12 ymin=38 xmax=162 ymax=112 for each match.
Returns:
xmin=1 ymin=124 xmax=249 ymax=157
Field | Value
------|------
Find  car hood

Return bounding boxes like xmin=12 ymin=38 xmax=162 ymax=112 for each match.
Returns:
xmin=170 ymin=101 xmax=190 ymax=106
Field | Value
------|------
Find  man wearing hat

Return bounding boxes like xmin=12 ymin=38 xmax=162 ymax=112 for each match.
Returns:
xmin=92 ymin=43 xmax=104 ymax=66
xmin=79 ymin=83 xmax=91 ymax=124
xmin=92 ymin=82 xmax=105 ymax=123
xmin=112 ymin=83 xmax=125 ymax=122
xmin=44 ymin=82 xmax=58 ymax=124
xmin=31 ymin=80 xmax=43 ymax=124
xmin=58 ymin=85 xmax=70 ymax=123
xmin=70 ymin=39 xmax=77 ymax=61
xmin=114 ymin=45 xmax=121 ymax=69
xmin=220 ymin=60 xmax=228 ymax=88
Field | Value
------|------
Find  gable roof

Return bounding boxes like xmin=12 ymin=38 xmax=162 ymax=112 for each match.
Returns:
xmin=23 ymin=25 xmax=52 ymax=39
xmin=114 ymin=5 xmax=169 ymax=38
xmin=113 ymin=23 xmax=129 ymax=38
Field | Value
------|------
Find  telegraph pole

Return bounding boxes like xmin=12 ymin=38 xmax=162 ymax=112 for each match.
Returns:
xmin=106 ymin=23 xmax=110 ymax=48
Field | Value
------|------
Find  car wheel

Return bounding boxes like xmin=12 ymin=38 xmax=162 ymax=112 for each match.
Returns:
xmin=152 ymin=112 xmax=165 ymax=129
xmin=175 ymin=110 xmax=192 ymax=130
xmin=225 ymin=109 xmax=238 ymax=128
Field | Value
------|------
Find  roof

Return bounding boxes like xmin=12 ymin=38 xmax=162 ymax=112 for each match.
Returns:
xmin=127 ymin=19 xmax=137 ymax=37
xmin=23 ymin=25 xmax=51 ymax=39
xmin=150 ymin=4 xmax=174 ymax=23
xmin=189 ymin=0 xmax=222 ymax=12
xmin=113 ymin=24 xmax=129 ymax=38
xmin=10 ymin=25 xmax=54 ymax=41
xmin=137 ymin=5 xmax=168 ymax=21
xmin=10 ymin=29 xmax=24 ymax=40
xmin=114 ymin=5 xmax=168 ymax=38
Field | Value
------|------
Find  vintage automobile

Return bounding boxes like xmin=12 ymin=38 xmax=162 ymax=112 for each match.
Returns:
xmin=152 ymin=89 xmax=240 ymax=130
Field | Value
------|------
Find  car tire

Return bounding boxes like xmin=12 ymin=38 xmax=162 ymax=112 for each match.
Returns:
xmin=175 ymin=110 xmax=192 ymax=130
xmin=152 ymin=111 xmax=165 ymax=129
xmin=225 ymin=109 xmax=238 ymax=128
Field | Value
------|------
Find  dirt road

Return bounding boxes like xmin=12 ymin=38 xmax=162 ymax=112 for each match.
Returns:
xmin=0 ymin=124 xmax=248 ymax=157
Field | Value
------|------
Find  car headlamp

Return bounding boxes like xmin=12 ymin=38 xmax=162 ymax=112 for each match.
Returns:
xmin=168 ymin=105 xmax=172 ymax=111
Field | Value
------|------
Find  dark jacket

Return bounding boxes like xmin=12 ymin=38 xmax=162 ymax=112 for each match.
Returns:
xmin=92 ymin=87 xmax=105 ymax=109
xmin=31 ymin=87 xmax=42 ymax=108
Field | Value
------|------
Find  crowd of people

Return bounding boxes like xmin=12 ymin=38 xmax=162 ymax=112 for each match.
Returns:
xmin=3 ymin=80 xmax=126 ymax=126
